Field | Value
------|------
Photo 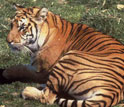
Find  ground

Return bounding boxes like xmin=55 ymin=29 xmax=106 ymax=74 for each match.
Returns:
xmin=0 ymin=0 xmax=124 ymax=106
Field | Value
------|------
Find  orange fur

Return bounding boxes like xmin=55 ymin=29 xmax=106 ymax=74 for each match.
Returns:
xmin=5 ymin=5 xmax=124 ymax=107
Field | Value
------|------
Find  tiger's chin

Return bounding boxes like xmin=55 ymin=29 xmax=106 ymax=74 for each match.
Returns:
xmin=9 ymin=44 xmax=34 ymax=56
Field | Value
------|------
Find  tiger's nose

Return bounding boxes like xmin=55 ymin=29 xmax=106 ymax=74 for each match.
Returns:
xmin=6 ymin=38 xmax=13 ymax=44
xmin=7 ymin=32 xmax=21 ymax=44
xmin=6 ymin=33 xmax=13 ymax=44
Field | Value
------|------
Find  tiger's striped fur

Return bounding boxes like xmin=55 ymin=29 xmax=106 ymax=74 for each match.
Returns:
xmin=22 ymin=50 xmax=124 ymax=107
xmin=6 ymin=4 xmax=124 ymax=76
xmin=5 ymin=4 xmax=124 ymax=107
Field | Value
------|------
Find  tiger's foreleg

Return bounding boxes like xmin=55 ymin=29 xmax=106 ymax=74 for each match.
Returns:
xmin=2 ymin=64 xmax=48 ymax=83
xmin=22 ymin=86 xmax=57 ymax=105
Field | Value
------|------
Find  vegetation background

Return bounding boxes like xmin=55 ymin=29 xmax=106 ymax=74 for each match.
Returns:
xmin=0 ymin=0 xmax=124 ymax=106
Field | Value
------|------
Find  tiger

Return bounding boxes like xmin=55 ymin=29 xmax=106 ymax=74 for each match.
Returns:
xmin=22 ymin=50 xmax=124 ymax=107
xmin=4 ymin=4 xmax=124 ymax=107
xmin=3 ymin=3 xmax=124 ymax=84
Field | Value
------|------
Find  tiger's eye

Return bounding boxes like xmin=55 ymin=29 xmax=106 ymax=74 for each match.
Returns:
xmin=19 ymin=24 xmax=26 ymax=31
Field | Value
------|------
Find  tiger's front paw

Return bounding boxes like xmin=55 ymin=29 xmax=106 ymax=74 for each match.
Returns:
xmin=22 ymin=86 xmax=41 ymax=100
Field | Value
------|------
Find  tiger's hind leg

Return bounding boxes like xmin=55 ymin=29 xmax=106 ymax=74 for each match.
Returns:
xmin=82 ymin=92 xmax=115 ymax=107
xmin=57 ymin=89 xmax=121 ymax=107
xmin=83 ymin=88 xmax=123 ymax=107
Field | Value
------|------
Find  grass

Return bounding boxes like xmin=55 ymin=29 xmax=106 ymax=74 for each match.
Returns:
xmin=0 ymin=82 xmax=58 ymax=107
xmin=0 ymin=0 xmax=124 ymax=106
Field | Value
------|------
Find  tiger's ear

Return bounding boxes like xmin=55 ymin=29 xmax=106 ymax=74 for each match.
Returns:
xmin=13 ymin=3 xmax=25 ymax=11
xmin=35 ymin=8 xmax=48 ymax=21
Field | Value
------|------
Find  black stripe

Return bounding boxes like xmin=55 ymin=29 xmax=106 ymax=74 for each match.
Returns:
xmin=72 ymin=78 xmax=121 ymax=93
xmin=67 ymin=25 xmax=91 ymax=50
xmin=71 ymin=32 xmax=100 ymax=50
xmin=23 ymin=12 xmax=28 ymax=18
xmin=54 ymin=63 xmax=72 ymax=77
xmin=29 ymin=8 xmax=33 ymax=13
xmin=71 ymin=75 xmax=102 ymax=92
xmin=82 ymin=30 xmax=96 ymax=37
xmin=59 ymin=59 xmax=77 ymax=66
xmin=51 ymin=14 xmax=57 ymax=28
xmin=54 ymin=97 xmax=60 ymax=103
xmin=103 ymin=88 xmax=119 ymax=103
xmin=63 ymin=20 xmax=68 ymax=36
xmin=83 ymin=36 xmax=111 ymax=51
xmin=70 ymin=36 xmax=82 ymax=50
xmin=85 ymin=103 xmax=92 ymax=107
xmin=59 ymin=62 xmax=77 ymax=71
xmin=110 ymin=49 xmax=124 ymax=53
xmin=41 ymin=21 xmax=50 ymax=46
xmin=98 ymin=42 xmax=122 ymax=51
xmin=60 ymin=99 xmax=66 ymax=107
xmin=95 ymin=94 xmax=114 ymax=106
xmin=96 ymin=94 xmax=112 ymax=100
xmin=82 ymin=100 xmax=86 ymax=107
xmin=72 ymin=24 xmax=83 ymax=39
xmin=112 ymin=64 xmax=124 ymax=71
xmin=54 ymin=14 xmax=58 ymax=27
xmin=73 ymin=54 xmax=113 ymax=68
xmin=73 ymin=84 xmax=117 ymax=96
xmin=82 ymin=26 xmax=91 ymax=33
xmin=49 ymin=71 xmax=60 ymax=89
xmin=69 ymin=28 xmax=83 ymax=44
xmin=52 ymin=69 xmax=66 ymax=87
xmin=86 ymin=51 xmax=123 ymax=57
xmin=112 ymin=57 xmax=124 ymax=63
xmin=86 ymin=39 xmax=115 ymax=51
xmin=105 ymin=83 xmax=118 ymax=89
xmin=64 ymin=100 xmax=68 ymax=107
xmin=77 ymin=70 xmax=121 ymax=83
xmin=60 ymin=19 xmax=64 ymax=33
xmin=102 ymin=74 xmax=123 ymax=86
xmin=87 ymin=100 xmax=106 ymax=107
xmin=30 ymin=26 xmax=33 ymax=36
xmin=28 ymin=18 xmax=38 ymax=44
xmin=66 ymin=23 xmax=74 ymax=42
xmin=47 ymin=78 xmax=55 ymax=91
xmin=97 ymin=58 xmax=123 ymax=65
xmin=103 ymin=67 xmax=124 ymax=80
xmin=71 ymin=100 xmax=77 ymax=107
xmin=60 ymin=54 xmax=102 ymax=69
xmin=79 ymin=34 xmax=101 ymax=51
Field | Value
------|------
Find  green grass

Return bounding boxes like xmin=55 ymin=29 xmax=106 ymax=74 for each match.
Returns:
xmin=0 ymin=0 xmax=124 ymax=106
xmin=0 ymin=82 xmax=58 ymax=107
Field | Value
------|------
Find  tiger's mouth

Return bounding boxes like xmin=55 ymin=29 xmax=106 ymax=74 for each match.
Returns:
xmin=8 ymin=43 xmax=34 ymax=55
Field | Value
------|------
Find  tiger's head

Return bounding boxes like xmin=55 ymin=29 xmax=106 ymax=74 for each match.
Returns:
xmin=7 ymin=4 xmax=50 ymax=54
